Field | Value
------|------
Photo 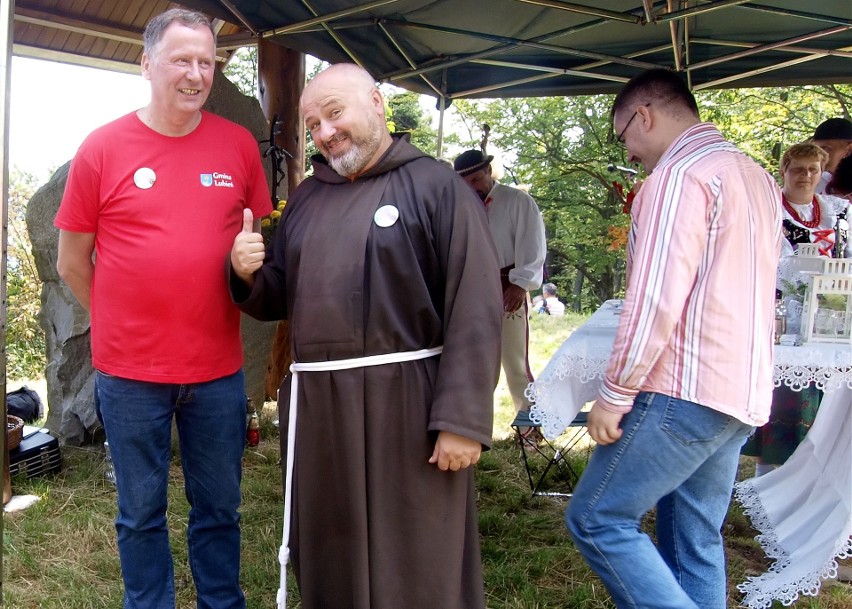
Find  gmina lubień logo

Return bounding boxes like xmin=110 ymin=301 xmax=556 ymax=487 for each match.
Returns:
xmin=200 ymin=172 xmax=235 ymax=188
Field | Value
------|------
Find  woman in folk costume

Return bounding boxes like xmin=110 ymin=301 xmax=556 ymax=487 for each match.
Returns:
xmin=779 ymin=142 xmax=849 ymax=258
xmin=743 ymin=142 xmax=850 ymax=476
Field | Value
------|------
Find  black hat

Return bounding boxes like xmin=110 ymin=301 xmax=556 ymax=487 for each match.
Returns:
xmin=813 ymin=118 xmax=852 ymax=141
xmin=453 ymin=149 xmax=494 ymax=177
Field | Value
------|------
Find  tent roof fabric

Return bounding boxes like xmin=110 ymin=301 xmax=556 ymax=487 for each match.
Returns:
xmin=15 ymin=1 xmax=852 ymax=98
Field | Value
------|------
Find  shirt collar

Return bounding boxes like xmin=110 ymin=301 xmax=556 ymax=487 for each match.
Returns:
xmin=655 ymin=122 xmax=724 ymax=170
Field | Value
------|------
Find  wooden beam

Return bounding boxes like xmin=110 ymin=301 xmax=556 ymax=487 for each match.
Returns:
xmin=15 ymin=7 xmax=235 ymax=65
xmin=13 ymin=44 xmax=142 ymax=74
xmin=217 ymin=32 xmax=260 ymax=50
xmin=2 ymin=0 xmax=14 ymax=517
xmin=15 ymin=6 xmax=143 ymax=47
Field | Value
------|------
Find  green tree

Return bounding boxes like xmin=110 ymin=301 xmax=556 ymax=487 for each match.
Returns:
xmin=386 ymin=91 xmax=438 ymax=154
xmin=452 ymin=84 xmax=851 ymax=312
xmin=223 ymin=46 xmax=258 ymax=99
xmin=453 ymin=95 xmax=631 ymax=312
xmin=698 ymin=84 xmax=852 ymax=176
xmin=7 ymin=170 xmax=46 ymax=379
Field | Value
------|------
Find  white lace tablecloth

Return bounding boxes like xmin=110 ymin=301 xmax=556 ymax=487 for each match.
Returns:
xmin=526 ymin=299 xmax=623 ymax=440
xmin=527 ymin=299 xmax=852 ymax=440
xmin=526 ymin=299 xmax=852 ymax=608
xmin=734 ymin=386 xmax=851 ymax=608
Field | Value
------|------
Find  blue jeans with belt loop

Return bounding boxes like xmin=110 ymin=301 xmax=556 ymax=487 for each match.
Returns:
xmin=96 ymin=369 xmax=247 ymax=609
xmin=565 ymin=391 xmax=753 ymax=609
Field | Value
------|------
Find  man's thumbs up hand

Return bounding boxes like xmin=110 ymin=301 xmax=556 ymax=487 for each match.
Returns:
xmin=242 ymin=208 xmax=255 ymax=233
xmin=231 ymin=208 xmax=265 ymax=283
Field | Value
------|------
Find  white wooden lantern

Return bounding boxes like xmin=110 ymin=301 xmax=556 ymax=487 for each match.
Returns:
xmin=801 ymin=275 xmax=852 ymax=344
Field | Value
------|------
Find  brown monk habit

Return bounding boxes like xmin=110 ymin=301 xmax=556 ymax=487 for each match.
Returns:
xmin=231 ymin=135 xmax=503 ymax=609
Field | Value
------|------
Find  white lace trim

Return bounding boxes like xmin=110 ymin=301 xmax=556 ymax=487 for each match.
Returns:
xmin=734 ymin=479 xmax=852 ymax=608
xmin=774 ymin=343 xmax=852 ymax=391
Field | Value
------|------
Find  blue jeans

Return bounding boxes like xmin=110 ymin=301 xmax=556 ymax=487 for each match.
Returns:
xmin=97 ymin=370 xmax=247 ymax=609
xmin=565 ymin=392 xmax=752 ymax=609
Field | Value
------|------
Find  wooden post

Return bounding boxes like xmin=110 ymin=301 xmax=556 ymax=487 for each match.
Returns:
xmin=2 ymin=0 xmax=14 ymax=520
xmin=3 ymin=448 xmax=10 ymax=505
xmin=257 ymin=40 xmax=306 ymax=399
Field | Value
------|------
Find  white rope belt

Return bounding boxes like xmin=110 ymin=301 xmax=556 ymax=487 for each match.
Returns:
xmin=276 ymin=346 xmax=443 ymax=609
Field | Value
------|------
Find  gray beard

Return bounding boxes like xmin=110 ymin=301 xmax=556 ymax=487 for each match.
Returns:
xmin=326 ymin=119 xmax=383 ymax=177
xmin=329 ymin=144 xmax=373 ymax=177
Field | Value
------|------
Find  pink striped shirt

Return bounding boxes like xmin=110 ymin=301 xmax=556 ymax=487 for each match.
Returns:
xmin=599 ymin=123 xmax=782 ymax=426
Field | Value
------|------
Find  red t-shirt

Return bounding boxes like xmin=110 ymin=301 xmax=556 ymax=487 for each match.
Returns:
xmin=55 ymin=111 xmax=271 ymax=383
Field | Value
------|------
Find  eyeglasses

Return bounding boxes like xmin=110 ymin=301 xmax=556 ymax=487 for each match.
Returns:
xmin=613 ymin=103 xmax=650 ymax=146
xmin=614 ymin=111 xmax=638 ymax=145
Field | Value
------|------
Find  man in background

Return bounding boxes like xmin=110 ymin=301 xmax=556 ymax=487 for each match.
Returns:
xmin=812 ymin=117 xmax=852 ymax=194
xmin=453 ymin=150 xmax=546 ymax=433
xmin=536 ymin=282 xmax=566 ymax=316
xmin=565 ymin=68 xmax=781 ymax=609
xmin=55 ymin=8 xmax=270 ymax=607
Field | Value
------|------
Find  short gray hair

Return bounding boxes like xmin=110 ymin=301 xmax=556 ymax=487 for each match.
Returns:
xmin=542 ymin=283 xmax=557 ymax=296
xmin=143 ymin=8 xmax=215 ymax=55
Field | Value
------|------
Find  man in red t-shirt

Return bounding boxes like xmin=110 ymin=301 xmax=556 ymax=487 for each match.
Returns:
xmin=55 ymin=8 xmax=270 ymax=608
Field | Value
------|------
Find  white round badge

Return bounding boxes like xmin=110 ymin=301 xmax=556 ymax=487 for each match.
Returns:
xmin=373 ymin=205 xmax=399 ymax=228
xmin=133 ymin=167 xmax=156 ymax=189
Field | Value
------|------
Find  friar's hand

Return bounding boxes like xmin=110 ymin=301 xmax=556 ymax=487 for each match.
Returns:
xmin=230 ymin=208 xmax=265 ymax=282
xmin=587 ymin=400 xmax=625 ymax=446
xmin=429 ymin=431 xmax=482 ymax=471
xmin=503 ymin=283 xmax=527 ymax=313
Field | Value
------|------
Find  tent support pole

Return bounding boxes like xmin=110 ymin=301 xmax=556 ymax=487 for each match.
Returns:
xmin=436 ymin=95 xmax=446 ymax=159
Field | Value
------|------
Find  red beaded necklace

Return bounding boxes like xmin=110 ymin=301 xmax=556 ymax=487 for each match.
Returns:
xmin=782 ymin=193 xmax=821 ymax=229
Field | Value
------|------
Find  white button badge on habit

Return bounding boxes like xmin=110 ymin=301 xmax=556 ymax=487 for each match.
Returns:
xmin=374 ymin=205 xmax=399 ymax=227
xmin=133 ymin=167 xmax=156 ymax=189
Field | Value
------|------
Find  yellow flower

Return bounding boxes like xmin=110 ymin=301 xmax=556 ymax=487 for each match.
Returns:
xmin=270 ymin=210 xmax=282 ymax=220
xmin=261 ymin=218 xmax=271 ymax=228
xmin=277 ymin=199 xmax=287 ymax=210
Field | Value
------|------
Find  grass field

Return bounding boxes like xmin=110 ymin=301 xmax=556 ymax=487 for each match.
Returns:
xmin=3 ymin=313 xmax=850 ymax=608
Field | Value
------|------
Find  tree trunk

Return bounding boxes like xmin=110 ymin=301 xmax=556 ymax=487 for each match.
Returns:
xmin=257 ymin=41 xmax=306 ymax=399
xmin=572 ymin=270 xmax=584 ymax=313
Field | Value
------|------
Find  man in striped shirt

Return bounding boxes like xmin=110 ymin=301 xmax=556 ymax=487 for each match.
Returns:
xmin=566 ymin=69 xmax=782 ymax=609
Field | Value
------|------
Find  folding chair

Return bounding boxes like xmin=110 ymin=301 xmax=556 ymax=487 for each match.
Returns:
xmin=512 ymin=409 xmax=592 ymax=498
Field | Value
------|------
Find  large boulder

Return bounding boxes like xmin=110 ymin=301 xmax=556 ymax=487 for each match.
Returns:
xmin=25 ymin=70 xmax=278 ymax=445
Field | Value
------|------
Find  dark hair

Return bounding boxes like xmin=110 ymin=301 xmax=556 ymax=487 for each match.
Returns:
xmin=826 ymin=154 xmax=852 ymax=196
xmin=612 ymin=69 xmax=699 ymax=122
xmin=143 ymin=8 xmax=215 ymax=55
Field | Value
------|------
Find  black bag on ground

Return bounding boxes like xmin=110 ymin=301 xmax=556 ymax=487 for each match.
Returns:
xmin=7 ymin=386 xmax=43 ymax=423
